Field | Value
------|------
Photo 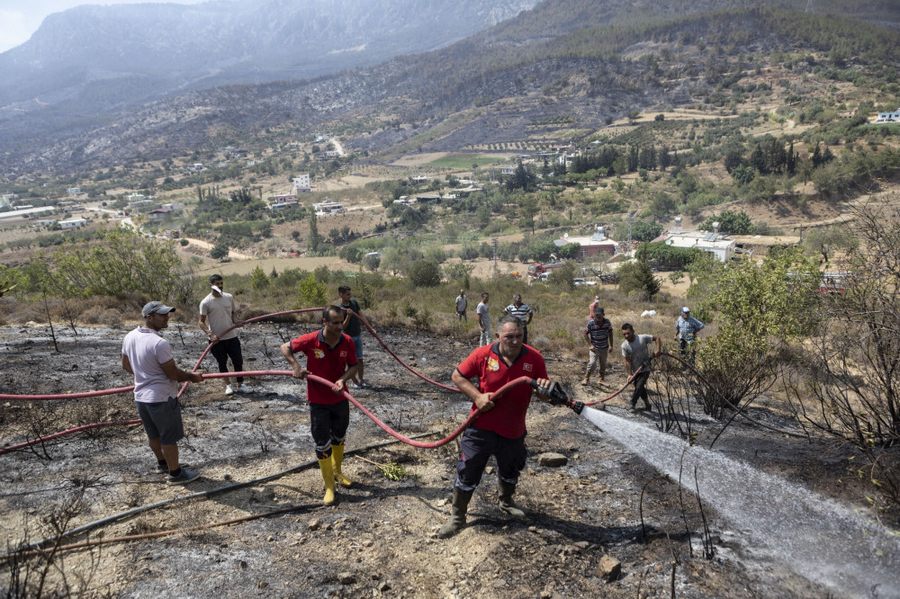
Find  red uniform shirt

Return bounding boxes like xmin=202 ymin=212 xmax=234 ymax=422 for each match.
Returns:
xmin=289 ymin=330 xmax=357 ymax=405
xmin=456 ymin=343 xmax=548 ymax=439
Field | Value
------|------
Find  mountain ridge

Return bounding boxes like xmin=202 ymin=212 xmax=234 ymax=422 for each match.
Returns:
xmin=1 ymin=0 xmax=897 ymax=175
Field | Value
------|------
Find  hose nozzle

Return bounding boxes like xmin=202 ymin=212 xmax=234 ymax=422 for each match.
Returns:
xmin=531 ymin=379 xmax=569 ymax=406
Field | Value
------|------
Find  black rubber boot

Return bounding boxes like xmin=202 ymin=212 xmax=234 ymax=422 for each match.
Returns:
xmin=437 ymin=488 xmax=473 ymax=538
xmin=498 ymin=481 xmax=525 ymax=518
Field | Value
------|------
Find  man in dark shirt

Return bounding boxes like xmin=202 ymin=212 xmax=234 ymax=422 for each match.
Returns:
xmin=338 ymin=285 xmax=372 ymax=387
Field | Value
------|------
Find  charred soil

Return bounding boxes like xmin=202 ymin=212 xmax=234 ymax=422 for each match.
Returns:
xmin=0 ymin=321 xmax=889 ymax=598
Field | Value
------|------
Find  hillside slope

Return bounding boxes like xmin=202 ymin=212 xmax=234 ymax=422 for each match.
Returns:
xmin=1 ymin=0 xmax=897 ymax=175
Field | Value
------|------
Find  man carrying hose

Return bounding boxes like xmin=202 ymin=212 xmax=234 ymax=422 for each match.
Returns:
xmin=439 ymin=315 xmax=553 ymax=538
xmin=280 ymin=305 xmax=359 ymax=506
xmin=122 ymin=301 xmax=205 ymax=485
xmin=621 ymin=323 xmax=661 ymax=412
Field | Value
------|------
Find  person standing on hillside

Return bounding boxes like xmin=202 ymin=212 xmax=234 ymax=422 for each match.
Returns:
xmin=582 ymin=306 xmax=613 ymax=386
xmin=504 ymin=294 xmax=534 ymax=344
xmin=476 ymin=292 xmax=491 ymax=346
xmin=621 ymin=323 xmax=661 ymax=412
xmin=588 ymin=295 xmax=601 ymax=320
xmin=455 ymin=289 xmax=468 ymax=321
xmin=199 ymin=274 xmax=245 ymax=395
xmin=674 ymin=306 xmax=704 ymax=364
xmin=338 ymin=285 xmax=372 ymax=388
xmin=122 ymin=301 xmax=205 ymax=485
xmin=280 ymin=305 xmax=359 ymax=506
xmin=438 ymin=316 xmax=552 ymax=538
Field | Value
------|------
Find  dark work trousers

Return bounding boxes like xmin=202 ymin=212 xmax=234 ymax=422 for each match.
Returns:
xmin=310 ymin=401 xmax=350 ymax=458
xmin=454 ymin=427 xmax=527 ymax=492
xmin=210 ymin=337 xmax=244 ymax=384
xmin=630 ymin=370 xmax=651 ymax=408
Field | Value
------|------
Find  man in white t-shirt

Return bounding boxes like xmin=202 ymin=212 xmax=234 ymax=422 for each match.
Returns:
xmin=199 ymin=274 xmax=244 ymax=395
xmin=455 ymin=290 xmax=468 ymax=321
xmin=122 ymin=301 xmax=205 ymax=484
xmin=476 ymin=292 xmax=491 ymax=346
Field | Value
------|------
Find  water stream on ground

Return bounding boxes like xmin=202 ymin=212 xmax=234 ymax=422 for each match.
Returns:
xmin=581 ymin=407 xmax=900 ymax=599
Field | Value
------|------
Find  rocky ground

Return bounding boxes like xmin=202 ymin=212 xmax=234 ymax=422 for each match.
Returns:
xmin=0 ymin=320 xmax=889 ymax=598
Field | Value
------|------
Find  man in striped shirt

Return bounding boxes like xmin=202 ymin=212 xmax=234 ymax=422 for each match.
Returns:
xmin=582 ymin=306 xmax=613 ymax=386
xmin=503 ymin=294 xmax=534 ymax=344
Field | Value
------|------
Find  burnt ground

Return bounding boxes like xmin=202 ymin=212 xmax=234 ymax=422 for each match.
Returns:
xmin=0 ymin=320 xmax=890 ymax=598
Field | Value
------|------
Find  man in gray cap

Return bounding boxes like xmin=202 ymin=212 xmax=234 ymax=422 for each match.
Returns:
xmin=122 ymin=301 xmax=205 ymax=484
xmin=674 ymin=306 xmax=704 ymax=364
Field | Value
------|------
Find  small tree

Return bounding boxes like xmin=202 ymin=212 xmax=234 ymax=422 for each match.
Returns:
xmin=250 ymin=266 xmax=269 ymax=290
xmin=308 ymin=211 xmax=321 ymax=253
xmin=408 ymin=259 xmax=442 ymax=288
xmin=695 ymin=247 xmax=820 ymax=417
xmin=550 ymin=261 xmax=577 ymax=290
xmin=210 ymin=242 xmax=229 ymax=260
xmin=362 ymin=253 xmax=381 ymax=272
xmin=802 ymin=225 xmax=858 ymax=266
xmin=297 ymin=274 xmax=328 ymax=306
xmin=618 ymin=254 xmax=660 ymax=300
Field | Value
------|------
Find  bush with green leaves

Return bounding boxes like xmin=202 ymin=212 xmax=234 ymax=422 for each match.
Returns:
xmin=637 ymin=243 xmax=703 ymax=271
xmin=693 ymin=247 xmax=820 ymax=417
xmin=408 ymin=259 xmax=442 ymax=288
xmin=250 ymin=266 xmax=269 ymax=290
xmin=297 ymin=274 xmax=328 ymax=307
xmin=700 ymin=210 xmax=752 ymax=235
xmin=24 ymin=229 xmax=190 ymax=304
xmin=617 ymin=255 xmax=660 ymax=300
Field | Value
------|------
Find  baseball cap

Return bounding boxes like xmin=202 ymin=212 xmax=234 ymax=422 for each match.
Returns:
xmin=682 ymin=306 xmax=690 ymax=313
xmin=142 ymin=301 xmax=175 ymax=318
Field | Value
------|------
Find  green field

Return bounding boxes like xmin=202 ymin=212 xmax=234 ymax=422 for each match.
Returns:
xmin=426 ymin=153 xmax=509 ymax=170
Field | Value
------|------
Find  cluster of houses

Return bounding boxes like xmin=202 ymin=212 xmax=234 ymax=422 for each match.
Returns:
xmin=550 ymin=221 xmax=739 ymax=273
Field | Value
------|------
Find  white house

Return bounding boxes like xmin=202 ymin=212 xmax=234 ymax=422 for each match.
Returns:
xmin=664 ymin=231 xmax=736 ymax=262
xmin=292 ymin=174 xmax=311 ymax=193
xmin=58 ymin=218 xmax=88 ymax=230
xmin=0 ymin=206 xmax=55 ymax=222
xmin=875 ymin=108 xmax=900 ymax=123
xmin=268 ymin=194 xmax=299 ymax=210
xmin=127 ymin=192 xmax=153 ymax=204
xmin=313 ymin=201 xmax=344 ymax=216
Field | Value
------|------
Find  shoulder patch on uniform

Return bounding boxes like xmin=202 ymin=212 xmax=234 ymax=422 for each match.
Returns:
xmin=523 ymin=363 xmax=533 ymax=372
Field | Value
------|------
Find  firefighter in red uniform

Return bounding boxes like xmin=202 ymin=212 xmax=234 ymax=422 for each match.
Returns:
xmin=438 ymin=315 xmax=553 ymax=537
xmin=281 ymin=305 xmax=359 ymax=506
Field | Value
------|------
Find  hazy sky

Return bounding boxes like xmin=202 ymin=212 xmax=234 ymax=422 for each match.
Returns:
xmin=0 ymin=0 xmax=208 ymax=53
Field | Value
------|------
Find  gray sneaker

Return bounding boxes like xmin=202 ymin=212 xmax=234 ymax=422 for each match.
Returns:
xmin=167 ymin=466 xmax=201 ymax=485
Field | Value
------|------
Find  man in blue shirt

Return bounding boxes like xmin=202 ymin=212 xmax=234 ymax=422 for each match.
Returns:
xmin=674 ymin=307 xmax=704 ymax=363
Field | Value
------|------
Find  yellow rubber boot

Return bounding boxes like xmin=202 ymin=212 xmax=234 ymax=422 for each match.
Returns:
xmin=331 ymin=443 xmax=352 ymax=488
xmin=318 ymin=457 xmax=336 ymax=506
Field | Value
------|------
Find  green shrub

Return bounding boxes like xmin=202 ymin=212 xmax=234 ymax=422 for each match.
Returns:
xmin=408 ymin=260 xmax=442 ymax=288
